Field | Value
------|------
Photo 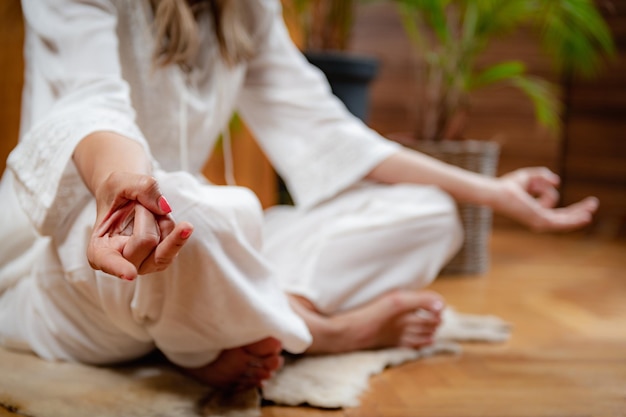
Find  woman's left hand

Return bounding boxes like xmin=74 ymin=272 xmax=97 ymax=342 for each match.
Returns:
xmin=493 ymin=167 xmax=599 ymax=232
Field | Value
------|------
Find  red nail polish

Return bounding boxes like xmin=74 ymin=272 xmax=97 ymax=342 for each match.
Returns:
xmin=180 ymin=229 xmax=192 ymax=239
xmin=158 ymin=196 xmax=172 ymax=213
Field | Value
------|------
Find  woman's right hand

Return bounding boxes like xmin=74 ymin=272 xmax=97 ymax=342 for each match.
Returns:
xmin=87 ymin=172 xmax=194 ymax=281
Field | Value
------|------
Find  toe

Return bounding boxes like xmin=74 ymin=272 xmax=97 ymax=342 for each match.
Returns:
xmin=417 ymin=290 xmax=446 ymax=314
xmin=259 ymin=352 xmax=284 ymax=372
xmin=243 ymin=337 xmax=282 ymax=357
xmin=399 ymin=333 xmax=434 ymax=349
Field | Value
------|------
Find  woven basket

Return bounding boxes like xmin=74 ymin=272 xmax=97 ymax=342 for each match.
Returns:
xmin=412 ymin=140 xmax=500 ymax=275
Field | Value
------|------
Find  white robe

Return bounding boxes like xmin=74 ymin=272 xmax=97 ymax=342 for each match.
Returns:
xmin=0 ymin=0 xmax=462 ymax=366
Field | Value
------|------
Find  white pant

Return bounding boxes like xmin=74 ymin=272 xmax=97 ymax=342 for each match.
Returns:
xmin=264 ymin=181 xmax=463 ymax=314
xmin=0 ymin=171 xmax=311 ymax=367
xmin=0 ymin=172 xmax=462 ymax=366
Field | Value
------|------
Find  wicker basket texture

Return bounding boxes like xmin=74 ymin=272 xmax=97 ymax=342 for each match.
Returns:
xmin=414 ymin=140 xmax=500 ymax=275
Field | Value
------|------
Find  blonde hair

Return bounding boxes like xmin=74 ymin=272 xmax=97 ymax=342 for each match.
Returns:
xmin=150 ymin=0 xmax=253 ymax=69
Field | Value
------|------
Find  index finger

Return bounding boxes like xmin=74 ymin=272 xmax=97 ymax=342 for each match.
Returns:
xmin=138 ymin=221 xmax=194 ymax=274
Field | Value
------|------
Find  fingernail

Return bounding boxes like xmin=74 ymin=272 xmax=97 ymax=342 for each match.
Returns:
xmin=180 ymin=228 xmax=192 ymax=239
xmin=158 ymin=196 xmax=172 ymax=213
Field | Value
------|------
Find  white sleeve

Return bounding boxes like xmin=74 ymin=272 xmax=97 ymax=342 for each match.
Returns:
xmin=8 ymin=0 xmax=150 ymax=236
xmin=236 ymin=1 xmax=400 ymax=209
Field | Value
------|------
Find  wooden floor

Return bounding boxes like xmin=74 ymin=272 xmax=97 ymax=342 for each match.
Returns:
xmin=262 ymin=227 xmax=626 ymax=417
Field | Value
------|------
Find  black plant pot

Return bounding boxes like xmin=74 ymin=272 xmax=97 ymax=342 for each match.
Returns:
xmin=305 ymin=51 xmax=379 ymax=122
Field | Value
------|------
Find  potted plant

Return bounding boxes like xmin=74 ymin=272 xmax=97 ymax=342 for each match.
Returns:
xmin=284 ymin=0 xmax=379 ymax=121
xmin=391 ymin=0 xmax=615 ymax=274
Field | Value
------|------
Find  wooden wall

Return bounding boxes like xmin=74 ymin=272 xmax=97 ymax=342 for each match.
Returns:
xmin=561 ymin=1 xmax=626 ymax=237
xmin=0 ymin=1 xmax=23 ymax=176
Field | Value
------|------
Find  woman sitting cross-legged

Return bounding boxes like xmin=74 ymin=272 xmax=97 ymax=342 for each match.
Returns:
xmin=0 ymin=0 xmax=598 ymax=391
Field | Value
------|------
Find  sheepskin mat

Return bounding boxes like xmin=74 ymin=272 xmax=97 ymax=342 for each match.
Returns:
xmin=0 ymin=309 xmax=510 ymax=416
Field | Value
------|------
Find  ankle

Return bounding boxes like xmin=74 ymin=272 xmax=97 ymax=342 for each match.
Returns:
xmin=307 ymin=311 xmax=379 ymax=354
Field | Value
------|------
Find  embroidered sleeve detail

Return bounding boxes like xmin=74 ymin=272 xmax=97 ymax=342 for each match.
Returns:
xmin=7 ymin=108 xmax=148 ymax=236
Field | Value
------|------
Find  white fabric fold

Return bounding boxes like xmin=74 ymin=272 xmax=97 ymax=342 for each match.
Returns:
xmin=8 ymin=105 xmax=148 ymax=236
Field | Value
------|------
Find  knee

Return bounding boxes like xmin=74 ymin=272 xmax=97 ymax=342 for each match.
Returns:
xmin=217 ymin=187 xmax=265 ymax=243
xmin=156 ymin=171 xmax=264 ymax=244
xmin=396 ymin=184 xmax=464 ymax=255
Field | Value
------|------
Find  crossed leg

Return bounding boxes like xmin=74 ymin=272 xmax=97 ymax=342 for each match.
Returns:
xmin=180 ymin=288 xmax=446 ymax=390
xmin=262 ymin=184 xmax=463 ymax=355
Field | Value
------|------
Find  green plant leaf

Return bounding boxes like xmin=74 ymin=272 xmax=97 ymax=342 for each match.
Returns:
xmin=509 ymin=75 xmax=562 ymax=134
xmin=397 ymin=0 xmax=452 ymax=45
xmin=392 ymin=0 xmax=613 ymax=139
xmin=468 ymin=61 xmax=526 ymax=91
xmin=535 ymin=0 xmax=615 ymax=77
xmin=471 ymin=0 xmax=534 ymax=39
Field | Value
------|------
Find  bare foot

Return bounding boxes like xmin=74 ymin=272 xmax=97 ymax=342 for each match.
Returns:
xmin=180 ymin=337 xmax=284 ymax=391
xmin=289 ymin=290 xmax=445 ymax=354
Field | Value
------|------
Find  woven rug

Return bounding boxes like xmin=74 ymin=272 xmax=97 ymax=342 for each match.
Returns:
xmin=0 ymin=309 xmax=510 ymax=417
